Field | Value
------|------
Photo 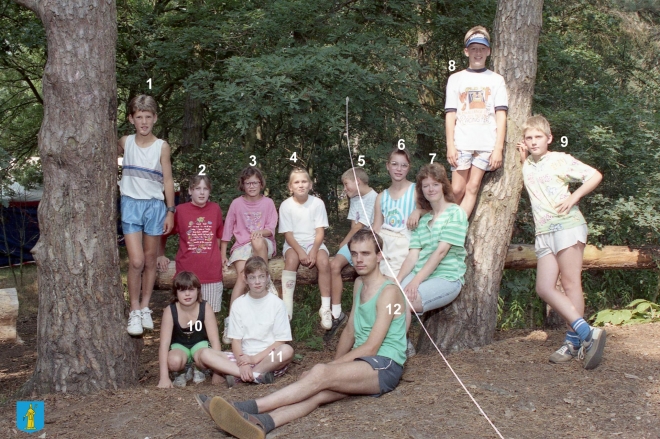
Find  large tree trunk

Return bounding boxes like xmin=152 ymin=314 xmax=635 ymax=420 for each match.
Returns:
xmin=420 ymin=0 xmax=545 ymax=353
xmin=15 ymin=0 xmax=140 ymax=394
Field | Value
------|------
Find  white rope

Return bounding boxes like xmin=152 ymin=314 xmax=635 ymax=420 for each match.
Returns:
xmin=344 ymin=97 xmax=504 ymax=439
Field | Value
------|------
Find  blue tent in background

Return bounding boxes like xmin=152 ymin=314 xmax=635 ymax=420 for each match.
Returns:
xmin=0 ymin=183 xmax=41 ymax=267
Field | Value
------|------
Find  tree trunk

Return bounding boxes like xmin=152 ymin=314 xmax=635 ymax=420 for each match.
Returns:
xmin=181 ymin=93 xmax=204 ymax=156
xmin=14 ymin=0 xmax=140 ymax=395
xmin=420 ymin=0 xmax=545 ymax=353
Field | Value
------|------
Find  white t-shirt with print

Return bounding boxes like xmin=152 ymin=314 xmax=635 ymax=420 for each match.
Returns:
xmin=347 ymin=189 xmax=377 ymax=227
xmin=445 ymin=68 xmax=508 ymax=151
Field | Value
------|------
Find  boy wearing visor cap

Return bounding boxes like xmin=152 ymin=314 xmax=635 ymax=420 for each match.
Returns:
xmin=445 ymin=26 xmax=508 ymax=218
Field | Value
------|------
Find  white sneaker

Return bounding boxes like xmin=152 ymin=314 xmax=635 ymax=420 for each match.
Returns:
xmin=222 ymin=317 xmax=231 ymax=345
xmin=127 ymin=310 xmax=143 ymax=336
xmin=172 ymin=373 xmax=187 ymax=388
xmin=193 ymin=367 xmax=206 ymax=384
xmin=319 ymin=307 xmax=332 ymax=330
xmin=140 ymin=307 xmax=154 ymax=330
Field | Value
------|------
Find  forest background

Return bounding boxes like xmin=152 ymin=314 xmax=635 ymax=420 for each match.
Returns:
xmin=1 ymin=0 xmax=659 ymax=330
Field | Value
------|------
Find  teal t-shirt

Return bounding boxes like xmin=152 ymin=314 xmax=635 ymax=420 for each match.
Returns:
xmin=353 ymin=280 xmax=407 ymax=366
xmin=409 ymin=204 xmax=468 ymax=283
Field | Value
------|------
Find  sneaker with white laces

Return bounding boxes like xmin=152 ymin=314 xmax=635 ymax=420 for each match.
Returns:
xmin=579 ymin=327 xmax=607 ymax=370
xmin=193 ymin=367 xmax=206 ymax=384
xmin=549 ymin=342 xmax=579 ymax=364
xmin=222 ymin=317 xmax=231 ymax=345
xmin=323 ymin=312 xmax=348 ymax=342
xmin=172 ymin=372 xmax=188 ymax=388
xmin=184 ymin=363 xmax=194 ymax=382
xmin=140 ymin=307 xmax=154 ymax=331
xmin=319 ymin=307 xmax=332 ymax=330
xmin=127 ymin=310 xmax=143 ymax=336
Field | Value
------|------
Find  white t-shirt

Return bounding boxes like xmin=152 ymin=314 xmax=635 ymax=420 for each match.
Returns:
xmin=119 ymin=135 xmax=165 ymax=200
xmin=347 ymin=189 xmax=377 ymax=227
xmin=227 ymin=293 xmax=292 ymax=356
xmin=278 ymin=195 xmax=329 ymax=244
xmin=445 ymin=68 xmax=508 ymax=151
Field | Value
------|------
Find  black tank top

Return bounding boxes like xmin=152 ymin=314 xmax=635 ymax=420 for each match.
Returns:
xmin=170 ymin=300 xmax=209 ymax=348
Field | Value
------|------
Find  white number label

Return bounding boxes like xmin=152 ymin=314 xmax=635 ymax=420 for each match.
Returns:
xmin=187 ymin=320 xmax=202 ymax=331
xmin=386 ymin=303 xmax=402 ymax=315
xmin=429 ymin=153 xmax=437 ymax=164
xmin=289 ymin=152 xmax=298 ymax=163
xmin=397 ymin=139 xmax=405 ymax=150
xmin=448 ymin=60 xmax=456 ymax=72
xmin=249 ymin=155 xmax=257 ymax=166
xmin=269 ymin=351 xmax=283 ymax=362
xmin=198 ymin=164 xmax=206 ymax=175
xmin=147 ymin=78 xmax=152 ymax=89
xmin=560 ymin=136 xmax=568 ymax=148
xmin=357 ymin=155 xmax=365 ymax=166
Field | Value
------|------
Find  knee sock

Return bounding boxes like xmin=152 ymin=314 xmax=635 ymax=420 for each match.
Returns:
xmin=565 ymin=331 xmax=580 ymax=347
xmin=332 ymin=304 xmax=342 ymax=319
xmin=234 ymin=399 xmax=259 ymax=414
xmin=281 ymin=270 xmax=297 ymax=320
xmin=321 ymin=296 xmax=331 ymax=310
xmin=570 ymin=318 xmax=592 ymax=343
xmin=253 ymin=413 xmax=276 ymax=433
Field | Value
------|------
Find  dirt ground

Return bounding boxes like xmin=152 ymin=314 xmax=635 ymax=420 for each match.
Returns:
xmin=1 ymin=290 xmax=659 ymax=439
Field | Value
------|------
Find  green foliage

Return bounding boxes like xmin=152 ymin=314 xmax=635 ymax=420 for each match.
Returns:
xmin=591 ymin=299 xmax=660 ymax=325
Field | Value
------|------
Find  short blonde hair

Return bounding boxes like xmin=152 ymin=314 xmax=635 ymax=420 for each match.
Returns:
xmin=288 ymin=167 xmax=312 ymax=188
xmin=522 ymin=115 xmax=552 ymax=138
xmin=342 ymin=168 xmax=369 ymax=185
xmin=127 ymin=95 xmax=158 ymax=116
xmin=464 ymin=26 xmax=491 ymax=46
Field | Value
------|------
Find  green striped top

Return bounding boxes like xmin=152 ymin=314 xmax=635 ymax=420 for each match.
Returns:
xmin=409 ymin=204 xmax=468 ymax=283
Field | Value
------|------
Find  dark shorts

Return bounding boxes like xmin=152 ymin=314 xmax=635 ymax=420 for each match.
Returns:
xmin=355 ymin=355 xmax=403 ymax=397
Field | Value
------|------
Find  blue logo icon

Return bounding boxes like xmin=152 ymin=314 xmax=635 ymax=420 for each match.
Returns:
xmin=16 ymin=401 xmax=44 ymax=433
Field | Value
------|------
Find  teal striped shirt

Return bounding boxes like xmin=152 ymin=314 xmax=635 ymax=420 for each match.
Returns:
xmin=381 ymin=183 xmax=416 ymax=233
xmin=409 ymin=204 xmax=468 ymax=283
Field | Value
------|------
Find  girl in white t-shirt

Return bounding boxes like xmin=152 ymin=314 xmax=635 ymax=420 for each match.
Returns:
xmin=278 ymin=168 xmax=331 ymax=328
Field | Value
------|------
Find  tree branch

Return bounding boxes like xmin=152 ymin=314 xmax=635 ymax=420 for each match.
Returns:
xmin=12 ymin=0 xmax=38 ymax=14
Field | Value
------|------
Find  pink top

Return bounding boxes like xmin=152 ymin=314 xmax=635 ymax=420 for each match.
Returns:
xmin=221 ymin=196 xmax=278 ymax=256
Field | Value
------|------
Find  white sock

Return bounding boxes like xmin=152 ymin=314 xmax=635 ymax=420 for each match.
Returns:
xmin=281 ymin=270 xmax=297 ymax=320
xmin=321 ymin=296 xmax=331 ymax=309
xmin=332 ymin=304 xmax=342 ymax=319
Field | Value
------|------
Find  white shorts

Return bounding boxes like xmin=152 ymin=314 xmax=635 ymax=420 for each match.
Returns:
xmin=283 ymin=242 xmax=329 ymax=258
xmin=201 ymin=282 xmax=223 ymax=313
xmin=535 ymin=224 xmax=588 ymax=259
xmin=378 ymin=229 xmax=411 ymax=278
xmin=451 ymin=150 xmax=492 ymax=172
xmin=228 ymin=239 xmax=276 ymax=265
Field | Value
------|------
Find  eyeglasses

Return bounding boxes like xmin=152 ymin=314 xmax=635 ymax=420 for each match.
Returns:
xmin=244 ymin=181 xmax=261 ymax=187
xmin=389 ymin=161 xmax=409 ymax=169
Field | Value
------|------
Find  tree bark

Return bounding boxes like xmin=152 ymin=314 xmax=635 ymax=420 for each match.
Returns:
xmin=15 ymin=0 xmax=141 ymax=395
xmin=420 ymin=0 xmax=545 ymax=353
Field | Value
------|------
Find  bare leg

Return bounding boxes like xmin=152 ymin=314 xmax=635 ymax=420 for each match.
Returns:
xmin=284 ymin=249 xmax=300 ymax=271
xmin=255 ymin=361 xmax=379 ymax=413
xmin=557 ymin=242 xmax=586 ymax=316
xmin=451 ymin=169 xmax=469 ymax=205
xmin=536 ymin=253 xmax=582 ymax=324
xmin=251 ymin=236 xmax=269 ymax=262
xmin=140 ymin=235 xmax=160 ymax=309
xmin=269 ymin=390 xmax=346 ymax=428
xmin=124 ymin=232 xmax=145 ymax=311
xmin=168 ymin=349 xmax=189 ymax=373
xmin=253 ymin=344 xmax=294 ymax=374
xmin=195 ymin=348 xmax=241 ymax=377
xmin=230 ymin=260 xmax=247 ymax=305
xmin=460 ymin=165 xmax=487 ymax=218
xmin=316 ymin=251 xmax=331 ymax=299
xmin=330 ymin=254 xmax=348 ymax=306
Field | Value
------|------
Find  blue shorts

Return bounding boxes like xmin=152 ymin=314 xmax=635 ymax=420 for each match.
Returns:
xmin=335 ymin=244 xmax=353 ymax=266
xmin=355 ymin=355 xmax=403 ymax=397
xmin=121 ymin=195 xmax=166 ymax=236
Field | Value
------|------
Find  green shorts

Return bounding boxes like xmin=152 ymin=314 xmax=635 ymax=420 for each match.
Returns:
xmin=170 ymin=341 xmax=210 ymax=362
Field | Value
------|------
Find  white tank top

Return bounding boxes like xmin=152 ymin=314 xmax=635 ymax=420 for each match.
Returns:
xmin=119 ymin=135 xmax=165 ymax=200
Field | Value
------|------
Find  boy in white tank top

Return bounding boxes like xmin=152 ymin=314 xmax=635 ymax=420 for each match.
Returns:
xmin=118 ymin=95 xmax=176 ymax=336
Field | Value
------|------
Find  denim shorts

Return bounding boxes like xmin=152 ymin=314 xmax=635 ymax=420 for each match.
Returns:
xmin=121 ymin=195 xmax=166 ymax=236
xmin=335 ymin=243 xmax=353 ymax=266
xmin=451 ymin=150 xmax=493 ymax=172
xmin=355 ymin=355 xmax=403 ymax=397
xmin=401 ymin=273 xmax=462 ymax=314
